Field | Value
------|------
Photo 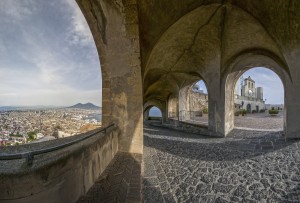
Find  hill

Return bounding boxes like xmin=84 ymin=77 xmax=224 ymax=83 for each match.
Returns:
xmin=68 ymin=103 xmax=101 ymax=110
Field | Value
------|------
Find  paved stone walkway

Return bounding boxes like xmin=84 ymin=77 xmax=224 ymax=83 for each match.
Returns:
xmin=143 ymin=125 xmax=300 ymax=202
xmin=77 ymin=152 xmax=142 ymax=203
xmin=186 ymin=111 xmax=283 ymax=130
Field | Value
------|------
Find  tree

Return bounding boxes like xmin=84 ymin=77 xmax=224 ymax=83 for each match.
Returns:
xmin=27 ymin=131 xmax=37 ymax=142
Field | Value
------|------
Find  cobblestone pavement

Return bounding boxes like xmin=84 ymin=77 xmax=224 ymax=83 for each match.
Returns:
xmin=77 ymin=152 xmax=142 ymax=203
xmin=235 ymin=111 xmax=283 ymax=130
xmin=143 ymin=125 xmax=300 ymax=203
xmin=186 ymin=111 xmax=283 ymax=130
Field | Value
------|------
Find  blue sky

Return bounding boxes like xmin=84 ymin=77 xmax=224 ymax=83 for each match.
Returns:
xmin=149 ymin=107 xmax=162 ymax=117
xmin=239 ymin=67 xmax=284 ymax=104
xmin=0 ymin=0 xmax=101 ymax=106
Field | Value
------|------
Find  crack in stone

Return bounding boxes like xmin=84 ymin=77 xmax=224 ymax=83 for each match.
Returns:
xmin=88 ymin=0 xmax=107 ymax=44
xmin=168 ymin=5 xmax=223 ymax=73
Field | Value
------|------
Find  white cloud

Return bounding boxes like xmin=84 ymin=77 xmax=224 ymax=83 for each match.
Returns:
xmin=0 ymin=0 xmax=35 ymax=22
xmin=64 ymin=0 xmax=94 ymax=47
xmin=0 ymin=0 xmax=102 ymax=107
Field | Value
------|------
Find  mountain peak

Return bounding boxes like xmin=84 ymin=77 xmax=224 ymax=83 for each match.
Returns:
xmin=68 ymin=103 xmax=101 ymax=110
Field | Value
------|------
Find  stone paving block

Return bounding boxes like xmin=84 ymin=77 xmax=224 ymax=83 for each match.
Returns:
xmin=143 ymin=125 xmax=300 ymax=203
xmin=77 ymin=152 xmax=142 ymax=203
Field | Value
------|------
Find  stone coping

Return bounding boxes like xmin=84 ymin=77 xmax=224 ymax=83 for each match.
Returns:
xmin=0 ymin=125 xmax=117 ymax=175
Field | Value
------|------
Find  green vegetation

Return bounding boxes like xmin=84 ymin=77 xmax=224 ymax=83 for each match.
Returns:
xmin=202 ymin=108 xmax=208 ymax=114
xmin=235 ymin=111 xmax=240 ymax=116
xmin=240 ymin=109 xmax=247 ymax=116
xmin=54 ymin=125 xmax=62 ymax=130
xmin=260 ymin=109 xmax=266 ymax=113
xmin=252 ymin=110 xmax=257 ymax=113
xmin=27 ymin=131 xmax=37 ymax=142
xmin=269 ymin=109 xmax=279 ymax=115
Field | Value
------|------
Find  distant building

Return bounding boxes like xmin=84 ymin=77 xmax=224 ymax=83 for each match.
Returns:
xmin=234 ymin=76 xmax=265 ymax=112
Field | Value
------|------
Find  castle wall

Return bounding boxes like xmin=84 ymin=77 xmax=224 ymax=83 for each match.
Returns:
xmin=189 ymin=91 xmax=208 ymax=112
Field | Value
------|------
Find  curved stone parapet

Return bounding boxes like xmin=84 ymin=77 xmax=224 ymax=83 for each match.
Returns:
xmin=0 ymin=125 xmax=119 ymax=203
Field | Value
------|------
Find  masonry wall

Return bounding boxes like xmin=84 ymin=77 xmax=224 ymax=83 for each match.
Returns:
xmin=189 ymin=92 xmax=208 ymax=112
xmin=0 ymin=128 xmax=119 ymax=203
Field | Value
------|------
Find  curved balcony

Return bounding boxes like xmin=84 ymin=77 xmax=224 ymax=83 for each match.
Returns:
xmin=0 ymin=124 xmax=118 ymax=203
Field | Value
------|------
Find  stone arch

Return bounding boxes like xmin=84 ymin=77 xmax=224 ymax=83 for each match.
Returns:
xmin=223 ymin=51 xmax=290 ymax=135
xmin=178 ymin=79 xmax=209 ymax=123
xmin=144 ymin=105 xmax=163 ymax=121
xmin=143 ymin=99 xmax=166 ymax=122
xmin=77 ymin=0 xmax=143 ymax=153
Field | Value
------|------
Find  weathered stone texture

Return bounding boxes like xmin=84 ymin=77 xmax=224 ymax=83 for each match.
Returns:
xmin=77 ymin=0 xmax=143 ymax=153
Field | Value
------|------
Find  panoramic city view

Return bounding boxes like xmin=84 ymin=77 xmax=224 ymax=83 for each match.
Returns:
xmin=0 ymin=104 xmax=102 ymax=146
xmin=0 ymin=0 xmax=102 ymax=146
xmin=2 ymin=1 xmax=300 ymax=203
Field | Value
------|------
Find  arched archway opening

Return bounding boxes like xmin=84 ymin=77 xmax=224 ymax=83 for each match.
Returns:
xmin=183 ymin=80 xmax=209 ymax=125
xmin=149 ymin=106 xmax=162 ymax=118
xmin=222 ymin=52 xmax=290 ymax=136
xmin=144 ymin=106 xmax=162 ymax=123
xmin=232 ymin=67 xmax=284 ymax=131
xmin=0 ymin=0 xmax=102 ymax=145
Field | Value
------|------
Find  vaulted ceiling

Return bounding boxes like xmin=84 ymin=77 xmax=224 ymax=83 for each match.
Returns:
xmin=138 ymin=0 xmax=300 ymax=103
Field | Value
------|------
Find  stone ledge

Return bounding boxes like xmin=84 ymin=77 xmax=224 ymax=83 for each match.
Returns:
xmin=0 ymin=126 xmax=119 ymax=203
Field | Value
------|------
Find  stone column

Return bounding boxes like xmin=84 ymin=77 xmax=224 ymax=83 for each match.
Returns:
xmin=178 ymin=85 xmax=190 ymax=121
xmin=144 ymin=109 xmax=150 ymax=121
xmin=284 ymin=50 xmax=300 ymax=139
xmin=205 ymin=70 xmax=233 ymax=137
xmin=161 ymin=103 xmax=168 ymax=123
xmin=77 ymin=0 xmax=143 ymax=154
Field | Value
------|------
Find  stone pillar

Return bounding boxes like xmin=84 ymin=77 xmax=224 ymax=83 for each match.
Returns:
xmin=207 ymin=79 xmax=227 ymax=137
xmin=167 ymin=94 xmax=179 ymax=119
xmin=205 ymin=68 xmax=233 ymax=137
xmin=144 ymin=109 xmax=149 ymax=121
xmin=77 ymin=0 xmax=143 ymax=154
xmin=161 ymin=103 xmax=168 ymax=123
xmin=285 ymin=84 xmax=300 ymax=138
xmin=284 ymin=50 xmax=300 ymax=139
xmin=178 ymin=85 xmax=190 ymax=121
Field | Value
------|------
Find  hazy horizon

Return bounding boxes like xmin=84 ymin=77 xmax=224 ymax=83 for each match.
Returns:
xmin=0 ymin=102 xmax=102 ymax=107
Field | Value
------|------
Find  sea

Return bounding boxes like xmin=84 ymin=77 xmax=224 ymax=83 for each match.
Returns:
xmin=86 ymin=113 xmax=102 ymax=122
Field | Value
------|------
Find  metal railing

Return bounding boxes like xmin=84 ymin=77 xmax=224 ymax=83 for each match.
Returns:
xmin=0 ymin=123 xmax=116 ymax=166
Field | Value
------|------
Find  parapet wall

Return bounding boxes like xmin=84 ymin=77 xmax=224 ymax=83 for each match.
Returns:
xmin=0 ymin=126 xmax=119 ymax=203
xmin=163 ymin=119 xmax=221 ymax=137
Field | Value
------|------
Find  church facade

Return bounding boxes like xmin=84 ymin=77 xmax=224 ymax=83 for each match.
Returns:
xmin=234 ymin=76 xmax=266 ymax=113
